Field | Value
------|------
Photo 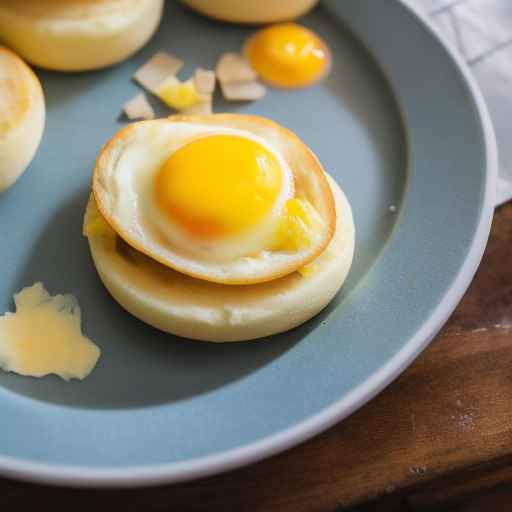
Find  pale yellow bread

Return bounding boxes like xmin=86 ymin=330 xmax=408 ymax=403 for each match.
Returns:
xmin=181 ymin=0 xmax=319 ymax=24
xmin=0 ymin=0 xmax=164 ymax=72
xmin=0 ymin=47 xmax=45 ymax=192
xmin=85 ymin=174 xmax=354 ymax=342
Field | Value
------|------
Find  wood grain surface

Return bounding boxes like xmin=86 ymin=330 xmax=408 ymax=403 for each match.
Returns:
xmin=1 ymin=203 xmax=511 ymax=511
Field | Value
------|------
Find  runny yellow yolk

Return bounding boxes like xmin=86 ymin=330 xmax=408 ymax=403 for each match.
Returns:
xmin=272 ymin=197 xmax=320 ymax=251
xmin=155 ymin=135 xmax=283 ymax=238
xmin=157 ymin=78 xmax=203 ymax=111
xmin=244 ymin=23 xmax=331 ymax=89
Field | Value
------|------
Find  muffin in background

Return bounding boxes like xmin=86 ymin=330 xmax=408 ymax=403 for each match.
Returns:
xmin=181 ymin=0 xmax=319 ymax=24
xmin=0 ymin=0 xmax=164 ymax=72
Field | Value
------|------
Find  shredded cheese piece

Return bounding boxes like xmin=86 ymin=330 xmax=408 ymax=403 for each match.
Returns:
xmin=123 ymin=93 xmax=155 ymax=120
xmin=220 ymin=80 xmax=266 ymax=101
xmin=180 ymin=97 xmax=213 ymax=115
xmin=133 ymin=51 xmax=184 ymax=94
xmin=194 ymin=68 xmax=216 ymax=95
xmin=216 ymin=53 xmax=257 ymax=84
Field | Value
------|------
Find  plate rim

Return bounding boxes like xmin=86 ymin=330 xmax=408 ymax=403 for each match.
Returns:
xmin=0 ymin=0 xmax=497 ymax=487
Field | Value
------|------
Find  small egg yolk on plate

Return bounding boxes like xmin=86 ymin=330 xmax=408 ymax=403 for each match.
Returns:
xmin=155 ymin=135 xmax=283 ymax=238
xmin=244 ymin=23 xmax=331 ymax=88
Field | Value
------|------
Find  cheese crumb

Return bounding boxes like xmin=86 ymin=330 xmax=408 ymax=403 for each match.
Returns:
xmin=194 ymin=68 xmax=216 ymax=95
xmin=180 ymin=97 xmax=213 ymax=115
xmin=123 ymin=93 xmax=155 ymax=120
xmin=216 ymin=53 xmax=266 ymax=101
xmin=133 ymin=51 xmax=184 ymax=94
xmin=220 ymin=80 xmax=266 ymax=101
xmin=216 ymin=53 xmax=257 ymax=84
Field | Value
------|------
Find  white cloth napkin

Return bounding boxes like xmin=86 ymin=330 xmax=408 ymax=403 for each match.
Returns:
xmin=417 ymin=0 xmax=512 ymax=206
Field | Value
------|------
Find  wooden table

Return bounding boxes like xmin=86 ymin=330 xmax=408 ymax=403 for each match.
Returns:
xmin=1 ymin=203 xmax=511 ymax=511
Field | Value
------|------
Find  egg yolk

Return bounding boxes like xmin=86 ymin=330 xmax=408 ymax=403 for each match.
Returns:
xmin=244 ymin=23 xmax=330 ymax=88
xmin=273 ymin=198 xmax=320 ymax=251
xmin=155 ymin=135 xmax=283 ymax=238
xmin=157 ymin=78 xmax=203 ymax=111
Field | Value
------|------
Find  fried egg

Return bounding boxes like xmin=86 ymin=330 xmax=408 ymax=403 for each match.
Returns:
xmin=0 ymin=0 xmax=163 ymax=72
xmin=85 ymin=174 xmax=354 ymax=342
xmin=0 ymin=47 xmax=45 ymax=192
xmin=93 ymin=114 xmax=336 ymax=285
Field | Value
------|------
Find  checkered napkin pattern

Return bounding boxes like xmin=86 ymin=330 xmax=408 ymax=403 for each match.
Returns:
xmin=417 ymin=0 xmax=512 ymax=205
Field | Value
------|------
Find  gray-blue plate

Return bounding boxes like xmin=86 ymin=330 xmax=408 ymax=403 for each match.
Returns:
xmin=0 ymin=0 xmax=496 ymax=486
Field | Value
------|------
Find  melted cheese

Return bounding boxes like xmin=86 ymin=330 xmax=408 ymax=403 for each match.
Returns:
xmin=0 ymin=283 xmax=100 ymax=381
